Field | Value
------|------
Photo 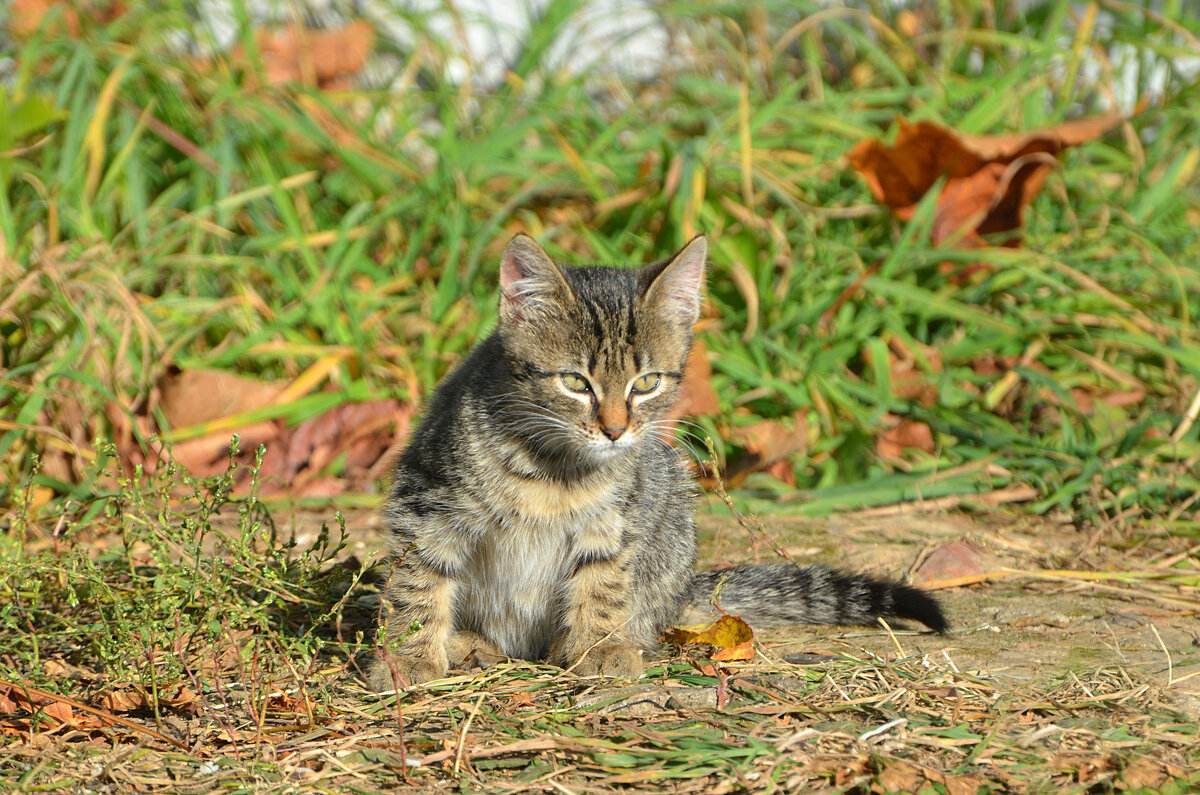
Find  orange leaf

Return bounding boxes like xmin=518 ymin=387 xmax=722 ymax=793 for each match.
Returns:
xmin=847 ymin=113 xmax=1128 ymax=250
xmin=711 ymin=640 xmax=754 ymax=662
xmin=671 ymin=340 xmax=719 ymax=418
xmin=11 ymin=0 xmax=126 ymax=38
xmin=876 ymin=417 xmax=935 ymax=459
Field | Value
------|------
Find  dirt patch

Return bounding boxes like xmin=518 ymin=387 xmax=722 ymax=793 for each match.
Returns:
xmin=281 ymin=498 xmax=1200 ymax=715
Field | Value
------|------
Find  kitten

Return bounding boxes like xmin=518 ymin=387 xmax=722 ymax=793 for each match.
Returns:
xmin=368 ymin=234 xmax=946 ymax=691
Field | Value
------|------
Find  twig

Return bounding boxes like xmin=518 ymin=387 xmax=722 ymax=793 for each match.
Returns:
xmin=0 ymin=679 xmax=190 ymax=753
xmin=1148 ymin=623 xmax=1173 ymax=686
xmin=1171 ymin=385 xmax=1200 ymax=442
xmin=877 ymin=617 xmax=906 ymax=658
xmin=453 ymin=691 xmax=486 ymax=775
xmin=847 ymin=485 xmax=1038 ymax=518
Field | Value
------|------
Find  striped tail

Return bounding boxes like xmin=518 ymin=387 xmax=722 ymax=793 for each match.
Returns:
xmin=688 ymin=563 xmax=947 ymax=633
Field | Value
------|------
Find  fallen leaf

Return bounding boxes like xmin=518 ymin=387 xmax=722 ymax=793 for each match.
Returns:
xmin=10 ymin=0 xmax=126 ymax=38
xmin=1099 ymin=389 xmax=1145 ymax=408
xmin=874 ymin=759 xmax=927 ymax=793
xmin=265 ymin=692 xmax=316 ymax=716
xmin=711 ymin=640 xmax=754 ymax=662
xmin=95 ymin=684 xmax=199 ymax=715
xmin=209 ymin=21 xmax=374 ymax=90
xmin=0 ymin=683 xmax=75 ymax=728
xmin=915 ymin=541 xmax=984 ymax=582
xmin=1116 ymin=756 xmax=1178 ymax=790
xmin=875 ymin=416 xmax=935 ymax=459
xmin=863 ymin=339 xmax=942 ymax=407
xmin=724 ymin=413 xmax=809 ymax=487
xmin=116 ymin=365 xmax=412 ymax=496
xmin=665 ymin=615 xmax=754 ymax=651
xmin=671 ymin=340 xmax=720 ymax=418
xmin=848 ymin=114 xmax=1128 ymax=250
xmin=159 ymin=368 xmax=284 ymax=430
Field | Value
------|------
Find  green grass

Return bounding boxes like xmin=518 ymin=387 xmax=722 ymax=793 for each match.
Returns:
xmin=2 ymin=0 xmax=1200 ymax=790
xmin=2 ymin=0 xmax=1198 ymax=526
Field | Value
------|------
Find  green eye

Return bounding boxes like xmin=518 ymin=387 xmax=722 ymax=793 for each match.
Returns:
xmin=631 ymin=373 xmax=660 ymax=394
xmin=561 ymin=373 xmax=591 ymax=393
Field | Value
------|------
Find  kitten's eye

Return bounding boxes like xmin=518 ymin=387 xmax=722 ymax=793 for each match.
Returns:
xmin=561 ymin=373 xmax=591 ymax=393
xmin=630 ymin=373 xmax=661 ymax=394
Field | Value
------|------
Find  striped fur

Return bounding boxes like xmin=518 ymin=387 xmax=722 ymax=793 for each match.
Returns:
xmin=368 ymin=234 xmax=946 ymax=691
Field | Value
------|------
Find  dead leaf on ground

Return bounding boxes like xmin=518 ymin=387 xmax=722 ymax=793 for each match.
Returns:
xmin=0 ymin=682 xmax=77 ymax=729
xmin=863 ymin=338 xmax=942 ymax=407
xmin=113 ymin=368 xmax=413 ymax=498
xmin=10 ymin=0 xmax=126 ymax=38
xmin=723 ymin=412 xmax=809 ymax=488
xmin=915 ymin=541 xmax=984 ymax=582
xmin=671 ymin=340 xmax=720 ymax=419
xmin=875 ymin=416 xmax=935 ymax=460
xmin=95 ymin=684 xmax=200 ymax=716
xmin=665 ymin=615 xmax=755 ymax=661
xmin=875 ymin=759 xmax=984 ymax=795
xmin=847 ymin=113 xmax=1128 ymax=252
xmin=159 ymin=368 xmax=284 ymax=430
xmin=206 ymin=21 xmax=374 ymax=90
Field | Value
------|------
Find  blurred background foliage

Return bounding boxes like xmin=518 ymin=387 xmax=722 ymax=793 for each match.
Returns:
xmin=1 ymin=0 xmax=1198 ymax=530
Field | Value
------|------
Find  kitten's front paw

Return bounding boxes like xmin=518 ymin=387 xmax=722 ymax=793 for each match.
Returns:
xmin=367 ymin=653 xmax=447 ymax=692
xmin=569 ymin=642 xmax=644 ymax=679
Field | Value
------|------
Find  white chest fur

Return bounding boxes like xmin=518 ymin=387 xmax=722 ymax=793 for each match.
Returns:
xmin=452 ymin=471 xmax=623 ymax=659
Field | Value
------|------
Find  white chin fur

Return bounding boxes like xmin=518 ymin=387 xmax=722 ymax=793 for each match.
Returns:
xmin=583 ymin=435 xmax=636 ymax=460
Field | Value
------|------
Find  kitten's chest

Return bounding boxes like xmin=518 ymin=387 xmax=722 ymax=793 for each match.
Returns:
xmin=454 ymin=475 xmax=625 ymax=659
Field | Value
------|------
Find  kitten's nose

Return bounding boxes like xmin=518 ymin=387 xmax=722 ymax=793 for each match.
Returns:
xmin=601 ymin=425 xmax=626 ymax=441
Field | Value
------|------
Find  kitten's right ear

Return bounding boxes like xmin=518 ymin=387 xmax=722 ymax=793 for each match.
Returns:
xmin=499 ymin=234 xmax=570 ymax=324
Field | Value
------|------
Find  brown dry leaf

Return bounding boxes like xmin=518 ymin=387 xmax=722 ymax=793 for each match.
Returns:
xmin=725 ymin=413 xmax=809 ymax=487
xmin=169 ymin=420 xmax=280 ymax=477
xmin=94 ymin=684 xmax=198 ymax=715
xmin=1116 ymin=756 xmax=1177 ymax=790
xmin=875 ymin=416 xmax=935 ymax=459
xmin=124 ymin=364 xmax=411 ymax=494
xmin=159 ymin=369 xmax=284 ymax=430
xmin=848 ymin=114 xmax=1127 ymax=249
xmin=219 ymin=22 xmax=374 ymax=89
xmin=265 ymin=692 xmax=316 ymax=717
xmin=863 ymin=339 xmax=942 ymax=407
xmin=664 ymin=615 xmax=754 ymax=651
xmin=259 ymin=398 xmax=411 ymax=496
xmin=11 ymin=0 xmax=126 ymax=38
xmin=1099 ymin=389 xmax=1146 ymax=408
xmin=671 ymin=340 xmax=720 ymax=418
xmin=96 ymin=688 xmax=147 ymax=714
xmin=875 ymin=759 xmax=983 ymax=795
xmin=915 ymin=541 xmax=984 ymax=582
xmin=874 ymin=759 xmax=927 ymax=792
xmin=0 ymin=689 xmax=17 ymax=717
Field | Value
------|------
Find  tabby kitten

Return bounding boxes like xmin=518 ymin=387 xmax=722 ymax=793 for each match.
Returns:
xmin=369 ymin=234 xmax=946 ymax=690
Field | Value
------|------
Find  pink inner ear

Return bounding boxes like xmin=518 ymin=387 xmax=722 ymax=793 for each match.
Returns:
xmin=651 ymin=236 xmax=707 ymax=323
xmin=499 ymin=255 xmax=524 ymax=306
xmin=498 ymin=235 xmax=566 ymax=322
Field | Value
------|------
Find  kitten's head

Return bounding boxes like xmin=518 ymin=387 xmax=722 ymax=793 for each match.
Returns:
xmin=494 ymin=234 xmax=707 ymax=469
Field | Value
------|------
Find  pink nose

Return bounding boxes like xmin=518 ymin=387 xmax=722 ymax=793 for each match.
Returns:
xmin=601 ymin=425 xmax=625 ymax=441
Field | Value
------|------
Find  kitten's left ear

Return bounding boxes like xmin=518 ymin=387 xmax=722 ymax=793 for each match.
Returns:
xmin=643 ymin=235 xmax=707 ymax=325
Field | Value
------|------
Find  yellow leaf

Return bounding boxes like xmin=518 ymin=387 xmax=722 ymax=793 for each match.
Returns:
xmin=664 ymin=615 xmax=754 ymax=649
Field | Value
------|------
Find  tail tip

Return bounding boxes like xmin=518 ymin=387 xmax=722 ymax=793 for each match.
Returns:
xmin=898 ymin=586 xmax=949 ymax=634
